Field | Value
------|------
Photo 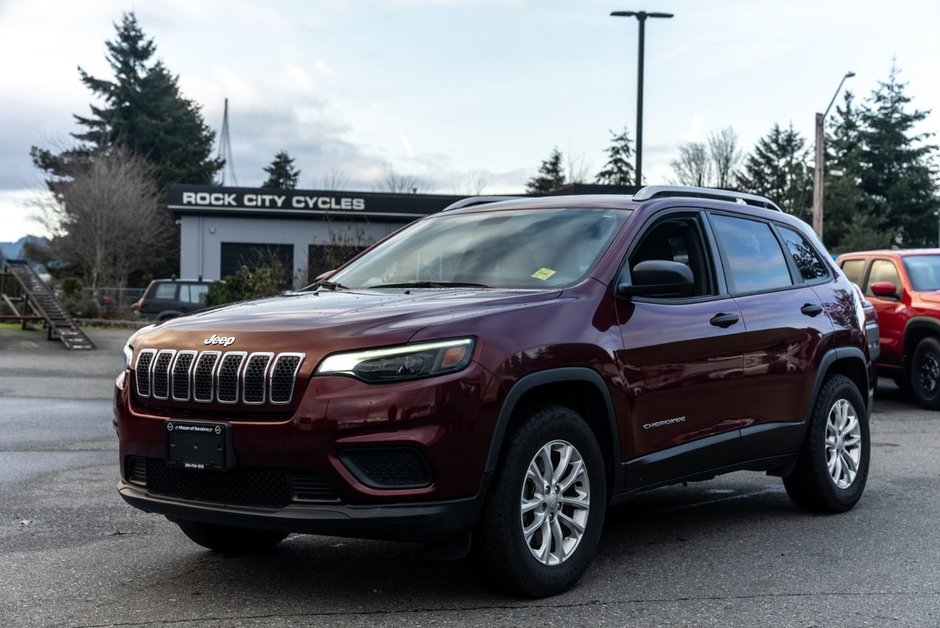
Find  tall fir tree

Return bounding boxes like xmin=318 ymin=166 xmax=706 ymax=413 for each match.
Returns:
xmin=262 ymin=151 xmax=301 ymax=189
xmin=822 ymin=91 xmax=886 ymax=251
xmin=595 ymin=128 xmax=636 ymax=185
xmin=526 ymin=147 xmax=567 ymax=194
xmin=736 ymin=123 xmax=813 ymax=220
xmin=857 ymin=64 xmax=939 ymax=248
xmin=31 ymin=12 xmax=222 ymax=190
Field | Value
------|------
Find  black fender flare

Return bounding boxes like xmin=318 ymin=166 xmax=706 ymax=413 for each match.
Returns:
xmin=483 ymin=367 xmax=620 ymax=476
xmin=904 ymin=317 xmax=940 ymax=362
xmin=803 ymin=346 xmax=869 ymax=424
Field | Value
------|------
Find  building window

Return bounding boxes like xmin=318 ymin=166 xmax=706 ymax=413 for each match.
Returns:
xmin=220 ymin=243 xmax=294 ymax=288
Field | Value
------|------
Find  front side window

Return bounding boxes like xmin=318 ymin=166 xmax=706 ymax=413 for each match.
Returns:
xmin=711 ymin=214 xmax=793 ymax=293
xmin=865 ymin=260 xmax=901 ymax=296
xmin=902 ymin=255 xmax=940 ymax=291
xmin=628 ymin=216 xmax=713 ymax=297
xmin=330 ymin=208 xmax=630 ymax=289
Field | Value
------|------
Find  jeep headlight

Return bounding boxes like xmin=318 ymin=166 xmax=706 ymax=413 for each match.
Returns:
xmin=316 ymin=338 xmax=475 ymax=383
xmin=123 ymin=341 xmax=134 ymax=370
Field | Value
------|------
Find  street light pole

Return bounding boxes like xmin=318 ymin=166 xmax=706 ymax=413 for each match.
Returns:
xmin=812 ymin=71 xmax=855 ymax=239
xmin=611 ymin=10 xmax=673 ymax=187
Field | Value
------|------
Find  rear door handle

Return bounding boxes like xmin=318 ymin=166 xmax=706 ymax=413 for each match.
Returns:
xmin=801 ymin=303 xmax=824 ymax=317
xmin=710 ymin=312 xmax=739 ymax=328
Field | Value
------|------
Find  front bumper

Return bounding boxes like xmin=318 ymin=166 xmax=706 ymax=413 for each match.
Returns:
xmin=118 ymin=480 xmax=485 ymax=542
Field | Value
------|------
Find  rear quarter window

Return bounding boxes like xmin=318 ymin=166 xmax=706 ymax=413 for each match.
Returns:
xmin=779 ymin=227 xmax=829 ymax=281
xmin=152 ymin=283 xmax=177 ymax=300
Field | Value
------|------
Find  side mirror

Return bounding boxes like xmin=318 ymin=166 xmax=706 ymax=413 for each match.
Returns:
xmin=617 ymin=260 xmax=694 ymax=298
xmin=870 ymin=281 xmax=899 ymax=299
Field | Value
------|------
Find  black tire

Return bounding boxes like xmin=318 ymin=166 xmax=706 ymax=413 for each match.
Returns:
xmin=910 ymin=337 xmax=940 ymax=410
xmin=176 ymin=520 xmax=289 ymax=553
xmin=470 ymin=404 xmax=607 ymax=598
xmin=783 ymin=374 xmax=869 ymax=513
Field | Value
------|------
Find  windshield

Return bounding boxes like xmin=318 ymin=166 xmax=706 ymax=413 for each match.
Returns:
xmin=903 ymin=255 xmax=940 ymax=291
xmin=329 ymin=208 xmax=630 ymax=290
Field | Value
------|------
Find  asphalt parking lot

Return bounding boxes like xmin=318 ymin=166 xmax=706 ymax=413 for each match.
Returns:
xmin=1 ymin=327 xmax=938 ymax=627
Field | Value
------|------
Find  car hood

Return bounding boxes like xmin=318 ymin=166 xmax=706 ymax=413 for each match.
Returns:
xmin=131 ymin=288 xmax=561 ymax=355
xmin=916 ymin=291 xmax=940 ymax=304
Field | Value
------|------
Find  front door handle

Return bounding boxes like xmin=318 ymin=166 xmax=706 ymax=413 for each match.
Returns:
xmin=710 ymin=312 xmax=739 ymax=328
xmin=801 ymin=303 xmax=824 ymax=317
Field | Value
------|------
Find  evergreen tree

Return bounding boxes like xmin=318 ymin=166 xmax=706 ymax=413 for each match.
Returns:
xmin=822 ymin=91 xmax=886 ymax=251
xmin=857 ymin=64 xmax=939 ymax=248
xmin=736 ymin=123 xmax=813 ymax=220
xmin=595 ymin=128 xmax=635 ymax=185
xmin=526 ymin=147 xmax=567 ymax=195
xmin=262 ymin=151 xmax=301 ymax=189
xmin=30 ymin=12 xmax=222 ymax=190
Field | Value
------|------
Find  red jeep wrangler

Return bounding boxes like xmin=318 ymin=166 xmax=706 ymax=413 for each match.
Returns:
xmin=837 ymin=250 xmax=940 ymax=408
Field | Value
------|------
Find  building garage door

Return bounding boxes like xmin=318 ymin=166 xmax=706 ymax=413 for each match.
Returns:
xmin=220 ymin=243 xmax=294 ymax=285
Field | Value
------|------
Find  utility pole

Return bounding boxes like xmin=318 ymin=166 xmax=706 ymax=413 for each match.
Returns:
xmin=812 ymin=71 xmax=855 ymax=239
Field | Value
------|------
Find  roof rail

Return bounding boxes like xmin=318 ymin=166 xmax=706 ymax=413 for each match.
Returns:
xmin=442 ymin=196 xmax=523 ymax=212
xmin=632 ymin=185 xmax=782 ymax=212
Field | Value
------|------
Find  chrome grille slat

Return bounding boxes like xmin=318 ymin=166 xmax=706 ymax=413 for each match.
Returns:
xmin=193 ymin=351 xmax=221 ymax=402
xmin=134 ymin=350 xmax=156 ymax=397
xmin=171 ymin=351 xmax=197 ymax=401
xmin=243 ymin=353 xmax=274 ymax=404
xmin=134 ymin=349 xmax=305 ymax=407
xmin=217 ymin=352 xmax=247 ymax=404
xmin=151 ymin=350 xmax=176 ymax=400
xmin=270 ymin=353 xmax=304 ymax=404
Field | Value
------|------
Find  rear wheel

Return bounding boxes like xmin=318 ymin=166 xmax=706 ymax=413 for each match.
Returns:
xmin=911 ymin=337 xmax=940 ymax=409
xmin=471 ymin=404 xmax=606 ymax=598
xmin=175 ymin=520 xmax=288 ymax=553
xmin=783 ymin=374 xmax=869 ymax=513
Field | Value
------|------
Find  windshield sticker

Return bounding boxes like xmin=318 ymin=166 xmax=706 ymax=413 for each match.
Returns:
xmin=531 ymin=268 xmax=557 ymax=281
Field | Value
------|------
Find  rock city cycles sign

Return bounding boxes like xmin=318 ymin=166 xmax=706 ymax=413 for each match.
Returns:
xmin=178 ymin=190 xmax=366 ymax=211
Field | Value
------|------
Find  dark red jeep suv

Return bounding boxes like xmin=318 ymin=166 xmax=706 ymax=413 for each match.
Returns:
xmin=115 ymin=186 xmax=873 ymax=597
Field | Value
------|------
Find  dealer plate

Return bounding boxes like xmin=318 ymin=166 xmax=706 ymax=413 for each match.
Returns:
xmin=165 ymin=421 xmax=231 ymax=471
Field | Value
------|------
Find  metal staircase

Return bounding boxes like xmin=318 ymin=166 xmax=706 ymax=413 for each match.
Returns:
xmin=1 ymin=260 xmax=95 ymax=350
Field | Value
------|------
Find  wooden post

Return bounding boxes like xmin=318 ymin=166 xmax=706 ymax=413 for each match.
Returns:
xmin=812 ymin=112 xmax=825 ymax=239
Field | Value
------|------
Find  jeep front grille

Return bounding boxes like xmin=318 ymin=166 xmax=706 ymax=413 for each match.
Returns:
xmin=134 ymin=349 xmax=304 ymax=406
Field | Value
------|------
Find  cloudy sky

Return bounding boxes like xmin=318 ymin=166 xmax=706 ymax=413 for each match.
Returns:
xmin=1 ymin=0 xmax=938 ymax=241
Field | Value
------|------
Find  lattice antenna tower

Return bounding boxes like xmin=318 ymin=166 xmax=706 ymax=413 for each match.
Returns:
xmin=217 ymin=98 xmax=238 ymax=186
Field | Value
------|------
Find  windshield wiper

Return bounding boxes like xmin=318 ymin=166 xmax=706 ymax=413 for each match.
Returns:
xmin=365 ymin=281 xmax=491 ymax=289
xmin=315 ymin=280 xmax=348 ymax=291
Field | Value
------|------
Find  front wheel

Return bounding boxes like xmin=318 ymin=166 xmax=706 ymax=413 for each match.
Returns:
xmin=175 ymin=520 xmax=289 ymax=553
xmin=911 ymin=337 xmax=940 ymax=409
xmin=471 ymin=404 xmax=607 ymax=597
xmin=783 ymin=374 xmax=869 ymax=513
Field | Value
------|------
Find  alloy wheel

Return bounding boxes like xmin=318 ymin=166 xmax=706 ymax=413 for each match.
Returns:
xmin=520 ymin=440 xmax=591 ymax=566
xmin=825 ymin=399 xmax=862 ymax=489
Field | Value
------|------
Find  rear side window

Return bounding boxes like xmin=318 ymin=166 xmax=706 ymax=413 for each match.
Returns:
xmin=865 ymin=260 xmax=901 ymax=296
xmin=180 ymin=283 xmax=209 ymax=305
xmin=153 ymin=283 xmax=177 ymax=300
xmin=840 ymin=259 xmax=866 ymax=285
xmin=711 ymin=214 xmax=793 ymax=293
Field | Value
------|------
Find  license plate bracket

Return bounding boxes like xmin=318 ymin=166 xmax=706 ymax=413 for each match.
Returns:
xmin=165 ymin=421 xmax=232 ymax=471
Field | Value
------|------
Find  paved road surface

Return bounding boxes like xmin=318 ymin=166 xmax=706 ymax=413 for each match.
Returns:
xmin=1 ymin=328 xmax=938 ymax=626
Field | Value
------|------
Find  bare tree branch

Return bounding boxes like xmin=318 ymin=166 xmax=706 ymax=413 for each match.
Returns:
xmin=38 ymin=145 xmax=171 ymax=288
xmin=381 ymin=166 xmax=424 ymax=194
